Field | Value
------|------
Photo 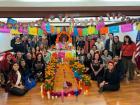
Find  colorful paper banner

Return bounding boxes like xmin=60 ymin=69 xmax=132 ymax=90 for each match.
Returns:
xmin=0 ymin=26 xmax=10 ymax=33
xmin=136 ymin=23 xmax=140 ymax=31
xmin=96 ymin=21 xmax=105 ymax=30
xmin=38 ymin=28 xmax=43 ymax=36
xmin=28 ymin=27 xmax=38 ymax=36
xmin=82 ymin=28 xmax=88 ymax=36
xmin=46 ymin=22 xmax=51 ymax=33
xmin=100 ymin=27 xmax=108 ymax=34
xmin=109 ymin=25 xmax=119 ymax=33
xmin=10 ymin=29 xmax=21 ymax=35
xmin=121 ymin=23 xmax=133 ymax=32
xmin=88 ymin=26 xmax=96 ymax=35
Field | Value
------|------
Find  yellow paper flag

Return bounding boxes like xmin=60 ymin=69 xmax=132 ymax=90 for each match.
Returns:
xmin=10 ymin=29 xmax=21 ymax=35
xmin=88 ymin=26 xmax=95 ymax=35
xmin=136 ymin=22 xmax=140 ymax=31
xmin=28 ymin=27 xmax=38 ymax=36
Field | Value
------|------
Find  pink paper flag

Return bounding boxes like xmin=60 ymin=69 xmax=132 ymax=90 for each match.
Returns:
xmin=0 ymin=25 xmax=10 ymax=33
xmin=121 ymin=23 xmax=133 ymax=32
xmin=96 ymin=22 xmax=105 ymax=30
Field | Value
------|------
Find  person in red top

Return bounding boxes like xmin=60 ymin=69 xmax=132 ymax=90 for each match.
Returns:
xmin=120 ymin=35 xmax=136 ymax=80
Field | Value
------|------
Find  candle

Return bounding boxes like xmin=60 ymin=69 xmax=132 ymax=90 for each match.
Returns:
xmin=61 ymin=90 xmax=64 ymax=102
xmin=40 ymin=84 xmax=44 ymax=98
xmin=47 ymin=91 xmax=51 ymax=99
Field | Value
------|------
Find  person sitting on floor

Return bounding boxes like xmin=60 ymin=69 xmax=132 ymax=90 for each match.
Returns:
xmin=7 ymin=63 xmax=28 ymax=96
xmin=98 ymin=61 xmax=120 ymax=93
xmin=33 ymin=53 xmax=45 ymax=82
xmin=90 ymin=52 xmax=104 ymax=81
xmin=20 ymin=60 xmax=36 ymax=90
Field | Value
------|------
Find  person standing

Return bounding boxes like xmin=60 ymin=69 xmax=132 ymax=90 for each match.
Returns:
xmin=112 ymin=36 xmax=122 ymax=57
xmin=120 ymin=35 xmax=136 ymax=80
xmin=105 ymin=33 xmax=114 ymax=56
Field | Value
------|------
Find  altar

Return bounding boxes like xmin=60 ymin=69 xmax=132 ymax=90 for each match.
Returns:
xmin=41 ymin=31 xmax=90 ymax=100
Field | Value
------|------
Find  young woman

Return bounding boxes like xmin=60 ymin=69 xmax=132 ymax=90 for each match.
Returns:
xmin=90 ymin=52 xmax=104 ymax=80
xmin=84 ymin=53 xmax=92 ymax=75
xmin=90 ymin=45 xmax=97 ymax=59
xmin=112 ymin=36 xmax=122 ymax=57
xmin=101 ymin=49 xmax=112 ymax=68
xmin=20 ymin=60 xmax=36 ymax=90
xmin=7 ymin=63 xmax=28 ymax=96
xmin=0 ymin=52 xmax=16 ymax=85
xmin=120 ymin=35 xmax=136 ymax=80
xmin=98 ymin=61 xmax=120 ymax=92
xmin=33 ymin=53 xmax=45 ymax=82
xmin=15 ymin=51 xmax=23 ymax=64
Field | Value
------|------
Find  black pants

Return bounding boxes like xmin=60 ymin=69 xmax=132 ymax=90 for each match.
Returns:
xmin=122 ymin=57 xmax=135 ymax=80
xmin=8 ymin=87 xmax=28 ymax=96
xmin=97 ymin=79 xmax=120 ymax=91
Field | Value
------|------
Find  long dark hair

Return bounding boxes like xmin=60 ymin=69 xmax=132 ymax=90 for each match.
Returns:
xmin=113 ymin=36 xmax=119 ymax=43
xmin=93 ymin=51 xmax=101 ymax=61
xmin=123 ymin=35 xmax=133 ymax=44
xmin=36 ymin=53 xmax=44 ymax=63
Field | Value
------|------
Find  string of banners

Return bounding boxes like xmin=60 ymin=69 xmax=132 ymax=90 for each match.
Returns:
xmin=0 ymin=13 xmax=140 ymax=36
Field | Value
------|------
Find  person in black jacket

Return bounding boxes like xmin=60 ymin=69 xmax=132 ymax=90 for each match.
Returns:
xmin=105 ymin=33 xmax=114 ymax=56
xmin=13 ymin=37 xmax=24 ymax=53
xmin=98 ymin=61 xmax=120 ymax=92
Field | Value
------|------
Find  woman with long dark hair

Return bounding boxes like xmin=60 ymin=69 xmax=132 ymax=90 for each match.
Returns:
xmin=33 ymin=53 xmax=45 ymax=82
xmin=90 ymin=52 xmax=104 ymax=80
xmin=120 ymin=35 xmax=136 ymax=80
xmin=7 ymin=63 xmax=28 ymax=96
xmin=20 ymin=60 xmax=36 ymax=90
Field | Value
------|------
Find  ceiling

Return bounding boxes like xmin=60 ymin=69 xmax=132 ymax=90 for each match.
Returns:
xmin=0 ymin=0 xmax=140 ymax=7
xmin=0 ymin=0 xmax=140 ymax=17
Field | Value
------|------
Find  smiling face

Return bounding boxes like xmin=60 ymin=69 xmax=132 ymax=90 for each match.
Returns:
xmin=16 ymin=52 xmax=22 ymax=59
xmin=21 ymin=60 xmax=26 ymax=67
xmin=114 ymin=36 xmax=119 ymax=43
xmin=37 ymin=54 xmax=42 ymax=61
xmin=12 ymin=63 xmax=19 ymax=72
xmin=6 ymin=54 xmax=12 ymax=61
xmin=108 ymin=63 xmax=114 ymax=71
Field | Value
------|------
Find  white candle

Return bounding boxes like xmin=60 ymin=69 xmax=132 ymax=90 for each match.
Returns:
xmin=47 ymin=91 xmax=51 ymax=99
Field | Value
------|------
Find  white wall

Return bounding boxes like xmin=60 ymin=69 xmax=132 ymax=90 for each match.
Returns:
xmin=0 ymin=33 xmax=14 ymax=53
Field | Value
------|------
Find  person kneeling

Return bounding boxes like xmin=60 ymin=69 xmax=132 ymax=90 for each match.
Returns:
xmin=6 ymin=63 xmax=28 ymax=96
xmin=98 ymin=61 xmax=120 ymax=93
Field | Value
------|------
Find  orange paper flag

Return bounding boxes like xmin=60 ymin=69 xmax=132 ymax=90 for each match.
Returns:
xmin=100 ymin=27 xmax=108 ymax=35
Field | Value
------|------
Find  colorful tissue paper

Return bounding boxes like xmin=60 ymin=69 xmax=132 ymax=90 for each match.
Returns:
xmin=96 ymin=21 xmax=105 ymax=30
xmin=109 ymin=25 xmax=119 ymax=33
xmin=82 ymin=28 xmax=88 ymax=36
xmin=10 ymin=29 xmax=21 ymax=35
xmin=136 ymin=22 xmax=140 ymax=31
xmin=46 ymin=22 xmax=51 ymax=33
xmin=28 ymin=27 xmax=38 ymax=36
xmin=100 ymin=27 xmax=108 ymax=34
xmin=38 ymin=28 xmax=43 ymax=36
xmin=0 ymin=26 xmax=10 ymax=33
xmin=73 ymin=27 xmax=78 ymax=36
xmin=88 ymin=26 xmax=96 ymax=35
xmin=121 ymin=23 xmax=133 ymax=32
xmin=77 ymin=28 xmax=83 ymax=37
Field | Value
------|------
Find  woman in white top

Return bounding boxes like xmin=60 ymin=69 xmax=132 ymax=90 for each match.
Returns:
xmin=95 ymin=38 xmax=104 ymax=52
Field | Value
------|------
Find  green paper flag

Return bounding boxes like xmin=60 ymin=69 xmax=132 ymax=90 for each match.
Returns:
xmin=82 ymin=28 xmax=88 ymax=36
xmin=38 ymin=28 xmax=43 ymax=36
xmin=94 ymin=30 xmax=98 ymax=35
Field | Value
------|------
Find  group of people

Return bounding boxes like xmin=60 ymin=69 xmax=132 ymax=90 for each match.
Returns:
xmin=0 ymin=33 xmax=139 ymax=95
xmin=77 ymin=33 xmax=139 ymax=92
xmin=0 ymin=35 xmax=50 ymax=96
